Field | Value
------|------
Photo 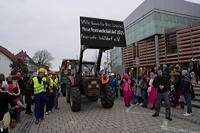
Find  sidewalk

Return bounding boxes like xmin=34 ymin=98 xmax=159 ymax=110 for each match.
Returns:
xmin=160 ymin=105 xmax=200 ymax=125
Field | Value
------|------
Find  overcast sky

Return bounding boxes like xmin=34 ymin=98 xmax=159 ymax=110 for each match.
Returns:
xmin=0 ymin=0 xmax=200 ymax=70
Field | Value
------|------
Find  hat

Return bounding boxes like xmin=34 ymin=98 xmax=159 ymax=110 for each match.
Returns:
xmin=51 ymin=72 xmax=56 ymax=75
xmin=123 ymin=73 xmax=128 ymax=78
xmin=15 ymin=72 xmax=21 ymax=78
xmin=38 ymin=68 xmax=46 ymax=73
xmin=111 ymin=73 xmax=115 ymax=76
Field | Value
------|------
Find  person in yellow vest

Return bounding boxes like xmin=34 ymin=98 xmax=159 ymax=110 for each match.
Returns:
xmin=67 ymin=61 xmax=72 ymax=75
xmin=50 ymin=72 xmax=60 ymax=110
xmin=31 ymin=68 xmax=47 ymax=124
xmin=45 ymin=77 xmax=54 ymax=115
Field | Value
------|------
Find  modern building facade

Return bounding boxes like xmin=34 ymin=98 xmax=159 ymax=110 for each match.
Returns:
xmin=110 ymin=47 xmax=125 ymax=74
xmin=122 ymin=0 xmax=200 ymax=70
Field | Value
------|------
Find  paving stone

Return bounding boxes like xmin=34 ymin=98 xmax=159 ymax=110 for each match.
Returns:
xmin=9 ymin=96 xmax=200 ymax=133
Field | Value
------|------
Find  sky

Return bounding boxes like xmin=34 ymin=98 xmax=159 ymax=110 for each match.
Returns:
xmin=0 ymin=0 xmax=200 ymax=71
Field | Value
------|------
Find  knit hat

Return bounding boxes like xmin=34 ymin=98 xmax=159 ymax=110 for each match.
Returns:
xmin=123 ymin=73 xmax=128 ymax=78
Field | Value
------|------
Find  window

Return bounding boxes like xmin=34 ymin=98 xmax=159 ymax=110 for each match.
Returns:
xmin=166 ymin=32 xmax=178 ymax=54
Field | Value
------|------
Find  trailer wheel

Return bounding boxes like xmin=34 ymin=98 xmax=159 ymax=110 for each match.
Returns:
xmin=70 ymin=86 xmax=81 ymax=112
xmin=101 ymin=85 xmax=115 ymax=108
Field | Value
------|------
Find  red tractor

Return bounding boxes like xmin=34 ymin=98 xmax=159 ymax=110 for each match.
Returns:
xmin=63 ymin=49 xmax=115 ymax=112
xmin=65 ymin=16 xmax=126 ymax=112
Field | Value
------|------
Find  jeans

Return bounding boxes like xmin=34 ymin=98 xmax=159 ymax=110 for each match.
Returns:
xmin=132 ymin=95 xmax=138 ymax=104
xmin=184 ymin=93 xmax=192 ymax=114
xmin=46 ymin=94 xmax=54 ymax=112
xmin=155 ymin=92 xmax=171 ymax=118
xmin=54 ymin=91 xmax=59 ymax=109
xmin=141 ymin=90 xmax=148 ymax=107
xmin=115 ymin=87 xmax=118 ymax=98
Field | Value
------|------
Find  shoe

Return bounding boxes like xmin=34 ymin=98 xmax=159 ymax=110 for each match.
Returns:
xmin=183 ymin=112 xmax=192 ymax=117
xmin=35 ymin=120 xmax=39 ymax=125
xmin=165 ymin=117 xmax=172 ymax=121
xmin=150 ymin=107 xmax=155 ymax=110
xmin=139 ymin=103 xmax=143 ymax=106
xmin=152 ymin=113 xmax=159 ymax=117
xmin=45 ymin=112 xmax=48 ymax=115
xmin=48 ymin=110 xmax=51 ymax=113
xmin=55 ymin=107 xmax=60 ymax=110
xmin=142 ymin=105 xmax=147 ymax=108
xmin=25 ymin=112 xmax=31 ymax=115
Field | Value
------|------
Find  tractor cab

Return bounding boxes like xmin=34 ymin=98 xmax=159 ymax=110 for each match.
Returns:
xmin=80 ymin=62 xmax=101 ymax=97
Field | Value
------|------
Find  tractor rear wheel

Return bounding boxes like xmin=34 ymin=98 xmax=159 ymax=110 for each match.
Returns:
xmin=70 ymin=86 xmax=81 ymax=112
xmin=101 ymin=85 xmax=115 ymax=108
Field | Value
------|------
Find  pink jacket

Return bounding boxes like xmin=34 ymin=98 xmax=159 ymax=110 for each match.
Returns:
xmin=123 ymin=79 xmax=131 ymax=92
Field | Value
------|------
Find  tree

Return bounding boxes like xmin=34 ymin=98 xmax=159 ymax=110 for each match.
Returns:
xmin=32 ymin=49 xmax=54 ymax=68
xmin=10 ymin=58 xmax=29 ymax=75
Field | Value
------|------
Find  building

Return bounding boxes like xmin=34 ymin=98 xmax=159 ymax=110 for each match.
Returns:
xmin=122 ymin=0 xmax=200 ymax=71
xmin=110 ymin=48 xmax=125 ymax=74
xmin=15 ymin=50 xmax=38 ymax=76
xmin=0 ymin=45 xmax=16 ymax=76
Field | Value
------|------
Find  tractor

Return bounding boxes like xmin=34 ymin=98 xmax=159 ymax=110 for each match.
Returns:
xmin=64 ymin=47 xmax=115 ymax=112
xmin=65 ymin=16 xmax=126 ymax=112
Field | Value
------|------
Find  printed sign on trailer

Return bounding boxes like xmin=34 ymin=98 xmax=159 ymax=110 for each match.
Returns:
xmin=80 ymin=16 xmax=126 ymax=49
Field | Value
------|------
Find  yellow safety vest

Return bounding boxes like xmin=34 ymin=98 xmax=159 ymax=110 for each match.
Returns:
xmin=50 ymin=78 xmax=59 ymax=85
xmin=68 ymin=65 xmax=72 ymax=70
xmin=32 ymin=77 xmax=46 ymax=94
xmin=50 ymin=78 xmax=59 ymax=93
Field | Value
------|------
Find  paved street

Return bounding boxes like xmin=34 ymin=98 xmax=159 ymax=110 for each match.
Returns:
xmin=11 ymin=96 xmax=200 ymax=133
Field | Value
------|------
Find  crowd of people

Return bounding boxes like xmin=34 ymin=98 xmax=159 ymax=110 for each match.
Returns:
xmin=0 ymin=68 xmax=60 ymax=133
xmin=104 ymin=63 xmax=198 ymax=121
xmin=0 ymin=62 xmax=199 ymax=132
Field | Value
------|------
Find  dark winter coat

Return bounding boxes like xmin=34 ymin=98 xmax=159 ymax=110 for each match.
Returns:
xmin=174 ymin=75 xmax=182 ymax=91
xmin=153 ymin=75 xmax=170 ymax=93
xmin=24 ymin=83 xmax=33 ymax=104
xmin=180 ymin=74 xmax=192 ymax=94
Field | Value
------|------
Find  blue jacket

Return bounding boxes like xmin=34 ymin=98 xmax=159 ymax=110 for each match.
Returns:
xmin=109 ymin=78 xmax=118 ymax=88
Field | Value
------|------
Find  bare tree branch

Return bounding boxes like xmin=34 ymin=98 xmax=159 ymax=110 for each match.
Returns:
xmin=32 ymin=49 xmax=54 ymax=68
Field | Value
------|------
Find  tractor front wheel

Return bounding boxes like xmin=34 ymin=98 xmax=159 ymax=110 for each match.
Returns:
xmin=101 ymin=85 xmax=115 ymax=108
xmin=70 ymin=86 xmax=81 ymax=112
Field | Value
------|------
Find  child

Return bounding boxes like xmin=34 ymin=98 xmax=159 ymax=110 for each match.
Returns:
xmin=133 ymin=77 xmax=142 ymax=105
